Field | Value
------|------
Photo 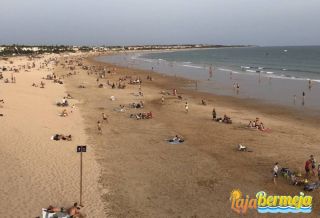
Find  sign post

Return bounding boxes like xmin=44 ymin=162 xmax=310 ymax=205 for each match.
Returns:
xmin=77 ymin=145 xmax=87 ymax=207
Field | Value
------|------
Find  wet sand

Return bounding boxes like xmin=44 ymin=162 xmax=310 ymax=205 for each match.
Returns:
xmin=59 ymin=54 xmax=320 ymax=218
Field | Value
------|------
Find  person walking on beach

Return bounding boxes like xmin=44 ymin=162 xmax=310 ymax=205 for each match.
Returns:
xmin=302 ymin=91 xmax=305 ymax=105
xmin=273 ymin=162 xmax=279 ymax=185
xmin=97 ymin=121 xmax=102 ymax=134
xmin=161 ymin=96 xmax=165 ymax=104
xmin=212 ymin=108 xmax=217 ymax=120
xmin=185 ymin=102 xmax=189 ymax=113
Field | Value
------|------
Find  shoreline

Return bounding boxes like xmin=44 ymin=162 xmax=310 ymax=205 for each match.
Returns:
xmin=96 ymin=48 xmax=320 ymax=111
xmin=90 ymin=55 xmax=320 ymax=124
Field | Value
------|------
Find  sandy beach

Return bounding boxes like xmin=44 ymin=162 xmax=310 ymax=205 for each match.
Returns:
xmin=1 ymin=51 xmax=320 ymax=218
xmin=61 ymin=53 xmax=320 ymax=217
xmin=0 ymin=54 xmax=105 ymax=217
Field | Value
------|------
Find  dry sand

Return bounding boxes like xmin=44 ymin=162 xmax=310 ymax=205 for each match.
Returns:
xmin=0 ymin=54 xmax=105 ymax=217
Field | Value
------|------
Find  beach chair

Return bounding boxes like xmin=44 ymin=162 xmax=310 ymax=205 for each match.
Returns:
xmin=42 ymin=209 xmax=70 ymax=218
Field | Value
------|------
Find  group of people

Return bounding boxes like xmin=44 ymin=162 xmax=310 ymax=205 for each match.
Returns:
xmin=44 ymin=202 xmax=81 ymax=217
xmin=97 ymin=113 xmax=108 ymax=134
xmin=247 ymin=117 xmax=266 ymax=131
xmin=56 ymin=97 xmax=69 ymax=107
xmin=32 ymin=81 xmax=45 ymax=88
xmin=52 ymin=134 xmax=72 ymax=141
xmin=273 ymin=155 xmax=320 ymax=187
xmin=130 ymin=111 xmax=153 ymax=120
xmin=211 ymin=108 xmax=232 ymax=124
xmin=305 ymin=155 xmax=319 ymax=179
xmin=129 ymin=101 xmax=144 ymax=109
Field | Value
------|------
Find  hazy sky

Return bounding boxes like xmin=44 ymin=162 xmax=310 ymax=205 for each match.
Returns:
xmin=1 ymin=0 xmax=319 ymax=46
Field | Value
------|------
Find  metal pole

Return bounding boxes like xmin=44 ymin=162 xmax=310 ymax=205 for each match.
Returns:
xmin=80 ymin=151 xmax=83 ymax=206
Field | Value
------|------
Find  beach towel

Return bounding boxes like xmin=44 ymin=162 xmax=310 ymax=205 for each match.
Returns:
xmin=42 ymin=209 xmax=70 ymax=218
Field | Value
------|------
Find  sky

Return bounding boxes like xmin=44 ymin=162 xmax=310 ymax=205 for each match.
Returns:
xmin=1 ymin=0 xmax=320 ymax=46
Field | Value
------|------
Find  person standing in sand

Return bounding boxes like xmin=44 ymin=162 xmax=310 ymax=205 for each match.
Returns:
xmin=97 ymin=121 xmax=102 ymax=134
xmin=212 ymin=108 xmax=217 ymax=120
xmin=161 ymin=96 xmax=165 ymax=104
xmin=273 ymin=162 xmax=279 ymax=185
xmin=185 ymin=102 xmax=189 ymax=113
xmin=310 ymin=155 xmax=316 ymax=176
xmin=305 ymin=158 xmax=312 ymax=178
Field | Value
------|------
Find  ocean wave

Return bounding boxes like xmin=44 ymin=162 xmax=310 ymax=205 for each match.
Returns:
xmin=218 ymin=68 xmax=239 ymax=74
xmin=181 ymin=64 xmax=204 ymax=69
xmin=245 ymin=69 xmax=257 ymax=73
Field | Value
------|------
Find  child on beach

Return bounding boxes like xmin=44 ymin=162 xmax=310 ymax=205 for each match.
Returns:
xmin=185 ymin=102 xmax=189 ymax=113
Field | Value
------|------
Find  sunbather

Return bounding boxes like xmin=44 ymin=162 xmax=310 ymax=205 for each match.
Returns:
xmin=45 ymin=205 xmax=65 ymax=213
xmin=67 ymin=202 xmax=81 ymax=217
xmin=169 ymin=135 xmax=184 ymax=143
xmin=61 ymin=109 xmax=68 ymax=117
xmin=52 ymin=134 xmax=72 ymax=141
xmin=45 ymin=203 xmax=81 ymax=217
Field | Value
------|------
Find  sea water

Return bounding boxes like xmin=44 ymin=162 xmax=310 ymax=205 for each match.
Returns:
xmin=96 ymin=46 xmax=320 ymax=110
